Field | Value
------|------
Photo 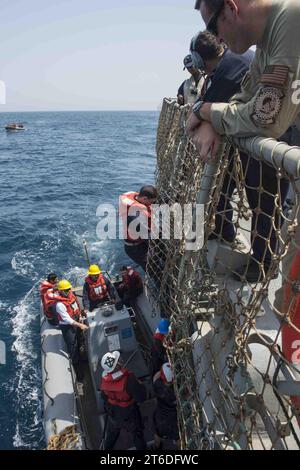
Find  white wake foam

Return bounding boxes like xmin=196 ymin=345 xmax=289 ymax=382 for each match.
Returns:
xmin=9 ymin=232 xmax=114 ymax=448
xmin=11 ymin=251 xmax=37 ymax=279
xmin=10 ymin=282 xmax=43 ymax=449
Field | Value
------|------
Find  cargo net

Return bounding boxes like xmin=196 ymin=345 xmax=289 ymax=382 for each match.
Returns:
xmin=47 ymin=425 xmax=81 ymax=450
xmin=145 ymin=98 xmax=300 ymax=450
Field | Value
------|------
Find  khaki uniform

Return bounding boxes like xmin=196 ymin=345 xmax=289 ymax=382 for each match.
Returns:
xmin=184 ymin=76 xmax=204 ymax=106
xmin=210 ymin=0 xmax=300 ymax=139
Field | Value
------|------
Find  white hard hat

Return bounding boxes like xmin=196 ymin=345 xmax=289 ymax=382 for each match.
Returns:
xmin=161 ymin=363 xmax=174 ymax=383
xmin=101 ymin=351 xmax=120 ymax=373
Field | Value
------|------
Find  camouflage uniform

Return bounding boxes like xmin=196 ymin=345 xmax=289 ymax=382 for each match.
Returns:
xmin=209 ymin=0 xmax=300 ymax=301
xmin=210 ymin=0 xmax=300 ymax=138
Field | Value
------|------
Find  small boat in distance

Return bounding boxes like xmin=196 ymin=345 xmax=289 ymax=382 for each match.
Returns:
xmin=5 ymin=123 xmax=26 ymax=131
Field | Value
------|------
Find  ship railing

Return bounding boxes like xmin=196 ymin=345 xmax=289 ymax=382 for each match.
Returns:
xmin=146 ymin=97 xmax=300 ymax=450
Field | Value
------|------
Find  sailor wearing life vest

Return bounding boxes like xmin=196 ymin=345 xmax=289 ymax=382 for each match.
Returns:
xmin=55 ymin=280 xmax=89 ymax=373
xmin=116 ymin=266 xmax=143 ymax=307
xmin=152 ymin=363 xmax=179 ymax=450
xmin=151 ymin=319 xmax=170 ymax=375
xmin=43 ymin=288 xmax=61 ymax=325
xmin=83 ymin=264 xmax=117 ymax=312
xmin=40 ymin=273 xmax=58 ymax=323
xmin=99 ymin=350 xmax=147 ymax=450
xmin=40 ymin=272 xmax=58 ymax=298
xmin=119 ymin=185 xmax=157 ymax=271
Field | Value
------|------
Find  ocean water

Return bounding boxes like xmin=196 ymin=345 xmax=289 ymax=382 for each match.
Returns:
xmin=0 ymin=111 xmax=158 ymax=450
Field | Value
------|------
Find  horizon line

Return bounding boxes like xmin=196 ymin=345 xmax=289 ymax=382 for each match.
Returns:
xmin=0 ymin=109 xmax=160 ymax=113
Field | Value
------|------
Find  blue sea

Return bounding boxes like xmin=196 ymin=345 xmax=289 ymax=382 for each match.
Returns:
xmin=0 ymin=111 xmax=158 ymax=450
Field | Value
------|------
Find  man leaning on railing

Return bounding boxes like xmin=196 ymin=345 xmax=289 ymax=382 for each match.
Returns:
xmin=189 ymin=30 xmax=293 ymax=282
xmin=187 ymin=0 xmax=300 ymax=297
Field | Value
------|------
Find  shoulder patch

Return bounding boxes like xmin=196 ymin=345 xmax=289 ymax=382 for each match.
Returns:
xmin=251 ymin=86 xmax=284 ymax=126
xmin=260 ymin=65 xmax=289 ymax=87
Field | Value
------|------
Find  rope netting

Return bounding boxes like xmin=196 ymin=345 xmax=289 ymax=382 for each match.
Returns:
xmin=146 ymin=98 xmax=300 ymax=450
xmin=47 ymin=425 xmax=81 ymax=450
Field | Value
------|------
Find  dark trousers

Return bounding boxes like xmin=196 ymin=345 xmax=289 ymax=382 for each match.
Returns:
xmin=119 ymin=287 xmax=143 ymax=307
xmin=104 ymin=403 xmax=146 ymax=450
xmin=60 ymin=324 xmax=80 ymax=366
xmin=214 ymin=151 xmax=289 ymax=267
xmin=151 ymin=341 xmax=168 ymax=376
xmin=153 ymin=408 xmax=179 ymax=440
xmin=124 ymin=242 xmax=148 ymax=271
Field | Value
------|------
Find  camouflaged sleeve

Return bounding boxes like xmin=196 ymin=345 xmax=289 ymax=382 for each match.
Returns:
xmin=211 ymin=58 xmax=300 ymax=138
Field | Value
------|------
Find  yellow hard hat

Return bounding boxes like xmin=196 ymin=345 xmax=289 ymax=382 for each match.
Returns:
xmin=88 ymin=264 xmax=101 ymax=276
xmin=57 ymin=280 xmax=72 ymax=291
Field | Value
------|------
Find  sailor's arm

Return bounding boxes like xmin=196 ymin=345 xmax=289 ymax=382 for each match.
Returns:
xmin=82 ymin=283 xmax=90 ymax=311
xmin=56 ymin=302 xmax=75 ymax=325
xmin=133 ymin=272 xmax=143 ymax=290
xmin=104 ymin=276 xmax=117 ymax=302
xmin=206 ymin=59 xmax=300 ymax=139
xmin=56 ymin=302 xmax=88 ymax=330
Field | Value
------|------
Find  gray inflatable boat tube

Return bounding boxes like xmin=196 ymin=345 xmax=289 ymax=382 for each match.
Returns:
xmin=40 ymin=311 xmax=84 ymax=449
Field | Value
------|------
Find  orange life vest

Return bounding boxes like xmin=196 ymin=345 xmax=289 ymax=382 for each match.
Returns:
xmin=282 ymin=250 xmax=300 ymax=425
xmin=40 ymin=280 xmax=55 ymax=298
xmin=153 ymin=332 xmax=165 ymax=344
xmin=85 ymin=274 xmax=108 ymax=302
xmin=43 ymin=288 xmax=59 ymax=319
xmin=100 ymin=368 xmax=134 ymax=407
xmin=55 ymin=291 xmax=81 ymax=322
xmin=122 ymin=268 xmax=143 ymax=290
xmin=119 ymin=192 xmax=151 ymax=243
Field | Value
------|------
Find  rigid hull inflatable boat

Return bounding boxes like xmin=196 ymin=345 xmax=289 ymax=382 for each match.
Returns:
xmin=41 ymin=280 xmax=171 ymax=450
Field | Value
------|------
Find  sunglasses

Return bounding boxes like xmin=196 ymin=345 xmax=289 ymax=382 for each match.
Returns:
xmin=207 ymin=0 xmax=224 ymax=36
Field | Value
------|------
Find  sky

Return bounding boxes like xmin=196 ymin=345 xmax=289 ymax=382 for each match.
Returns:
xmin=0 ymin=0 xmax=205 ymax=111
